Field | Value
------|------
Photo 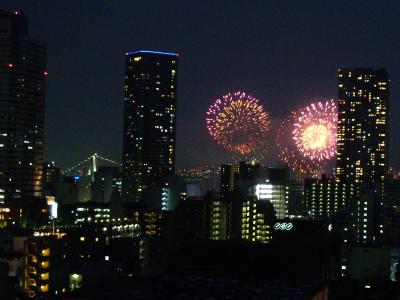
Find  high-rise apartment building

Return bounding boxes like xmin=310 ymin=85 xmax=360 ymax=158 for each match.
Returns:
xmin=0 ymin=10 xmax=47 ymax=205
xmin=336 ymin=68 xmax=389 ymax=184
xmin=304 ymin=174 xmax=348 ymax=219
xmin=122 ymin=50 xmax=178 ymax=204
xmin=336 ymin=68 xmax=389 ymax=244
xmin=241 ymin=195 xmax=274 ymax=243
xmin=207 ymin=198 xmax=228 ymax=240
xmin=24 ymin=233 xmax=67 ymax=298
xmin=219 ymin=162 xmax=263 ymax=239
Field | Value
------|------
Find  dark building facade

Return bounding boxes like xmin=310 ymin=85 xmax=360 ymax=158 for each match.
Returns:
xmin=122 ymin=50 xmax=178 ymax=204
xmin=42 ymin=162 xmax=60 ymax=198
xmin=335 ymin=68 xmax=390 ymax=244
xmin=0 ymin=10 xmax=47 ymax=206
xmin=287 ymin=180 xmax=305 ymax=217
xmin=382 ymin=179 xmax=400 ymax=245
xmin=23 ymin=234 xmax=68 ymax=298
xmin=92 ymin=166 xmax=120 ymax=203
xmin=220 ymin=161 xmax=262 ymax=200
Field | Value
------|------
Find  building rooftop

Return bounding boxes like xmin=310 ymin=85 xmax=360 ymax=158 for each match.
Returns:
xmin=125 ymin=50 xmax=178 ymax=56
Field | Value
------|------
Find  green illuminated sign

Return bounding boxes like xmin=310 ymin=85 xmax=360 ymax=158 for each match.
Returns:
xmin=274 ymin=222 xmax=293 ymax=230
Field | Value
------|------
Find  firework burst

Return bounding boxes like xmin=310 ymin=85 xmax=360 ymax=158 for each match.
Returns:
xmin=293 ymin=100 xmax=337 ymax=161
xmin=206 ymin=91 xmax=270 ymax=160
xmin=276 ymin=99 xmax=337 ymax=177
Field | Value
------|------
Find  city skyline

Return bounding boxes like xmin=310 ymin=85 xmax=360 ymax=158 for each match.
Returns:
xmin=0 ymin=4 xmax=399 ymax=299
xmin=1 ymin=1 xmax=400 ymax=172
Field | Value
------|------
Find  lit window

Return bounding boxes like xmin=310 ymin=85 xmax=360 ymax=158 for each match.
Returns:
xmin=41 ymin=272 xmax=49 ymax=280
xmin=40 ymin=284 xmax=49 ymax=292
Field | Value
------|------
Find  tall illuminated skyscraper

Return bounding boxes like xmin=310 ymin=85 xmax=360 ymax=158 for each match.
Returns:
xmin=0 ymin=10 xmax=47 ymax=205
xmin=122 ymin=50 xmax=178 ymax=204
xmin=336 ymin=68 xmax=389 ymax=184
xmin=335 ymin=68 xmax=389 ymax=244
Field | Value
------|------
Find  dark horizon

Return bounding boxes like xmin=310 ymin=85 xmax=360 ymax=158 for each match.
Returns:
xmin=2 ymin=1 xmax=400 ymax=171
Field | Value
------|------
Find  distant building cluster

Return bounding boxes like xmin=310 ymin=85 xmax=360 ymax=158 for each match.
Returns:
xmin=0 ymin=8 xmax=399 ymax=300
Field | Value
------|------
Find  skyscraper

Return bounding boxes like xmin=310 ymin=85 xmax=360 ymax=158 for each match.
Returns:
xmin=336 ymin=68 xmax=389 ymax=184
xmin=122 ymin=50 xmax=178 ymax=204
xmin=335 ymin=68 xmax=389 ymax=244
xmin=0 ymin=11 xmax=47 ymax=205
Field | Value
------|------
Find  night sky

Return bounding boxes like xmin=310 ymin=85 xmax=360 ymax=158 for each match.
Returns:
xmin=2 ymin=1 xmax=400 ymax=170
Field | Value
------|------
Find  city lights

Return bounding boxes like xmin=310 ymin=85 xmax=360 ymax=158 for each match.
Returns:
xmin=0 ymin=5 xmax=395 ymax=299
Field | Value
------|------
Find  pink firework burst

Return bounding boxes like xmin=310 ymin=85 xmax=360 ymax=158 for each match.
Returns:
xmin=276 ymin=99 xmax=338 ymax=177
xmin=292 ymin=100 xmax=338 ymax=161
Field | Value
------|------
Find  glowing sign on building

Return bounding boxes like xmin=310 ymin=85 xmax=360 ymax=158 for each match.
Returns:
xmin=273 ymin=222 xmax=293 ymax=230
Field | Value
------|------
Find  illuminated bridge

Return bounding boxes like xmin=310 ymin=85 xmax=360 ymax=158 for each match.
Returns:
xmin=61 ymin=153 xmax=121 ymax=177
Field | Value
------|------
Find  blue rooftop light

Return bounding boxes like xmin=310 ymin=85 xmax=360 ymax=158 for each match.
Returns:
xmin=125 ymin=50 xmax=178 ymax=56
